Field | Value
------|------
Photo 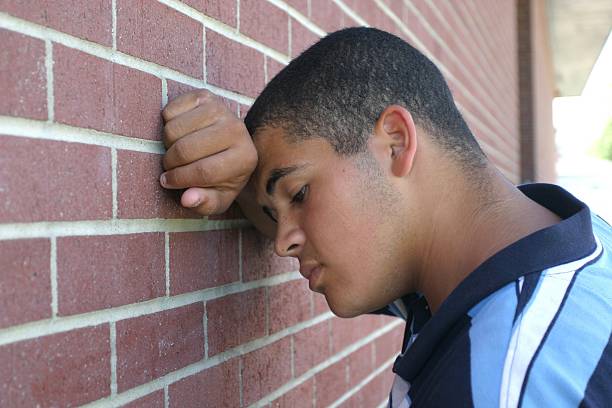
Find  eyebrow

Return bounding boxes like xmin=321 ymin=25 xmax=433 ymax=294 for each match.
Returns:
xmin=265 ymin=165 xmax=302 ymax=196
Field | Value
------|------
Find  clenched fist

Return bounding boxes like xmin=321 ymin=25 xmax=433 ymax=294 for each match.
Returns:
xmin=160 ymin=89 xmax=258 ymax=215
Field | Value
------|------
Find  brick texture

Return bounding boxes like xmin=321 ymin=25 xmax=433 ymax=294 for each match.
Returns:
xmin=0 ymin=136 xmax=112 ymax=222
xmin=0 ymin=29 xmax=46 ymax=120
xmin=0 ymin=325 xmax=110 ymax=407
xmin=169 ymin=230 xmax=240 ymax=294
xmin=206 ymin=288 xmax=266 ymax=356
xmin=169 ymin=359 xmax=240 ymax=408
xmin=241 ymin=337 xmax=292 ymax=406
xmin=206 ymin=30 xmax=265 ymax=98
xmin=0 ymin=0 xmax=526 ymax=405
xmin=0 ymin=239 xmax=51 ymax=328
xmin=57 ymin=233 xmax=166 ymax=315
xmin=54 ymin=45 xmax=163 ymax=140
xmin=0 ymin=0 xmax=112 ymax=45
xmin=116 ymin=303 xmax=205 ymax=391
xmin=117 ymin=0 xmax=203 ymax=78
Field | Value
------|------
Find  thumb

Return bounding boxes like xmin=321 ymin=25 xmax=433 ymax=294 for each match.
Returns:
xmin=181 ymin=187 xmax=235 ymax=215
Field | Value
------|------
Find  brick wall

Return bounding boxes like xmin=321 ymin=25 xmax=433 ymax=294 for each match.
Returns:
xmin=0 ymin=1 xmax=519 ymax=406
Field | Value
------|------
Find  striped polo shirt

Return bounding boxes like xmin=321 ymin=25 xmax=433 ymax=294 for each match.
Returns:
xmin=375 ymin=183 xmax=612 ymax=407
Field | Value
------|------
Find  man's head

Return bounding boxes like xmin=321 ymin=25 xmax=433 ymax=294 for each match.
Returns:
xmin=244 ymin=28 xmax=490 ymax=318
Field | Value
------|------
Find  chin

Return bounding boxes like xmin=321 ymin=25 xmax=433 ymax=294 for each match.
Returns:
xmin=326 ymin=297 xmax=366 ymax=319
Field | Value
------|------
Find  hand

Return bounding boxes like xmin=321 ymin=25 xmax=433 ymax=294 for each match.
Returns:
xmin=160 ymin=89 xmax=258 ymax=215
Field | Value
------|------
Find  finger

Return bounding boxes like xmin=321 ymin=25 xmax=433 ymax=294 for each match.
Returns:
xmin=163 ymin=103 xmax=226 ymax=149
xmin=163 ymin=123 xmax=233 ymax=171
xmin=162 ymin=89 xmax=213 ymax=122
xmin=160 ymin=149 xmax=249 ymax=189
xmin=182 ymin=187 xmax=237 ymax=215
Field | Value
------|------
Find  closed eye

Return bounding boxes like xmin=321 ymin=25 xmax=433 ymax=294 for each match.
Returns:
xmin=291 ymin=185 xmax=309 ymax=204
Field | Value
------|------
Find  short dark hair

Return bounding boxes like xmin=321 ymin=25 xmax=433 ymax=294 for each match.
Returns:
xmin=244 ymin=27 xmax=487 ymax=168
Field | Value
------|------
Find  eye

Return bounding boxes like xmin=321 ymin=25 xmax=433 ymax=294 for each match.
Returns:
xmin=291 ymin=185 xmax=309 ymax=204
xmin=262 ymin=206 xmax=277 ymax=223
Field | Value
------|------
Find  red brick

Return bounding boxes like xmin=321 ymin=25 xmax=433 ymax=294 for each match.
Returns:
xmin=0 ymin=30 xmax=46 ymax=120
xmin=310 ymin=0 xmax=344 ymax=32
xmin=331 ymin=315 xmax=380 ymax=353
xmin=206 ymin=288 xmax=266 ymax=356
xmin=266 ymin=57 xmax=286 ymax=83
xmin=0 ymin=325 xmax=110 ymax=407
xmin=54 ymin=45 xmax=162 ymax=140
xmin=0 ymin=0 xmax=112 ymax=45
xmin=0 ymin=136 xmax=112 ymax=222
xmin=374 ymin=325 xmax=403 ymax=366
xmin=240 ymin=0 xmax=289 ymax=54
xmin=241 ymin=228 xmax=298 ymax=281
xmin=123 ymin=390 xmax=165 ymax=408
xmin=167 ymin=80 xmax=240 ymax=121
xmin=117 ymin=0 xmax=203 ymax=78
xmin=313 ymin=357 xmax=349 ymax=407
xmin=285 ymin=0 xmax=309 ymax=16
xmin=312 ymin=292 xmax=329 ymax=315
xmin=57 ymin=233 xmax=165 ymax=315
xmin=338 ymin=370 xmax=389 ymax=408
xmin=291 ymin=19 xmax=320 ymax=58
xmin=117 ymin=150 xmax=202 ymax=219
xmin=169 ymin=230 xmax=240 ymax=295
xmin=241 ymin=337 xmax=292 ymax=406
xmin=181 ymin=0 xmax=237 ymax=27
xmin=169 ymin=359 xmax=240 ymax=408
xmin=0 ymin=239 xmax=50 ymax=329
xmin=206 ymin=30 xmax=265 ymax=98
xmin=348 ymin=343 xmax=374 ymax=387
xmin=269 ymin=279 xmax=311 ymax=333
xmin=271 ymin=378 xmax=314 ymax=407
xmin=239 ymin=104 xmax=251 ymax=120
xmin=116 ymin=303 xmax=205 ymax=391
xmin=293 ymin=321 xmax=330 ymax=376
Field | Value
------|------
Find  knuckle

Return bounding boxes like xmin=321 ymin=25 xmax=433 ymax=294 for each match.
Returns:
xmin=196 ymin=162 xmax=210 ymax=182
xmin=172 ymin=139 xmax=190 ymax=163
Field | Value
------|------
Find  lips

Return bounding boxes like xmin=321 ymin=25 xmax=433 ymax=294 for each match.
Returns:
xmin=299 ymin=262 xmax=323 ymax=292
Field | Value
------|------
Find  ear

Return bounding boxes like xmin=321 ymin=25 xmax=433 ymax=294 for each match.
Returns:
xmin=371 ymin=105 xmax=418 ymax=177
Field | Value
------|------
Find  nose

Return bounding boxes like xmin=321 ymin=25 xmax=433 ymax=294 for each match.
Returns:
xmin=274 ymin=215 xmax=305 ymax=258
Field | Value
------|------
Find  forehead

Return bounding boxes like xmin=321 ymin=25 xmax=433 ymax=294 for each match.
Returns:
xmin=252 ymin=128 xmax=337 ymax=196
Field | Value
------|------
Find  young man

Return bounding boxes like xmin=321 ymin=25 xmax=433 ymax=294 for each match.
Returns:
xmin=159 ymin=28 xmax=611 ymax=407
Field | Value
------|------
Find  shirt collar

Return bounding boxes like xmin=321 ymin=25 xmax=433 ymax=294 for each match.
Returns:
xmin=393 ymin=183 xmax=597 ymax=382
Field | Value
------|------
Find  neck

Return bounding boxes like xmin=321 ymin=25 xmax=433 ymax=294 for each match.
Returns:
xmin=415 ymin=166 xmax=561 ymax=313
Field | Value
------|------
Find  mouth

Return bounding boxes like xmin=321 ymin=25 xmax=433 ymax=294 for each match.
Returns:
xmin=299 ymin=263 xmax=324 ymax=292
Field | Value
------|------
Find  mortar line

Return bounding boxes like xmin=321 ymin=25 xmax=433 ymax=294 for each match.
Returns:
xmin=0 ymin=271 xmax=303 ymax=347
xmin=165 ymin=232 xmax=170 ymax=297
xmin=111 ymin=148 xmax=118 ymax=218
xmin=401 ymin=0 xmax=515 ymax=136
xmin=161 ymin=78 xmax=168 ymax=107
xmin=263 ymin=55 xmax=268 ymax=84
xmin=329 ymin=357 xmax=395 ymax=408
xmin=238 ymin=229 xmax=243 ymax=282
xmin=331 ymin=0 xmax=368 ymax=26
xmin=45 ymin=40 xmax=54 ymax=122
xmin=265 ymin=0 xmax=325 ymax=37
xmin=111 ymin=0 xmax=117 ymax=51
xmin=236 ymin=0 xmax=241 ymax=32
xmin=0 ymin=218 xmax=250 ymax=241
xmin=164 ymin=386 xmax=170 ymax=408
xmin=50 ymin=237 xmax=58 ymax=317
xmin=372 ymin=0 xmax=516 ymax=145
xmin=202 ymin=26 xmax=207 ymax=84
xmin=0 ymin=12 xmax=262 ymax=103
xmin=248 ymin=320 xmax=403 ymax=407
xmin=110 ymin=322 xmax=118 ymax=395
xmin=84 ymin=314 xmax=399 ymax=407
xmin=203 ymin=301 xmax=208 ymax=359
xmin=239 ymin=358 xmax=244 ymax=408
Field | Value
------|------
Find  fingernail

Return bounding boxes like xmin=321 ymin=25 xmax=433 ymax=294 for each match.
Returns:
xmin=160 ymin=173 xmax=167 ymax=187
xmin=188 ymin=197 xmax=202 ymax=208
